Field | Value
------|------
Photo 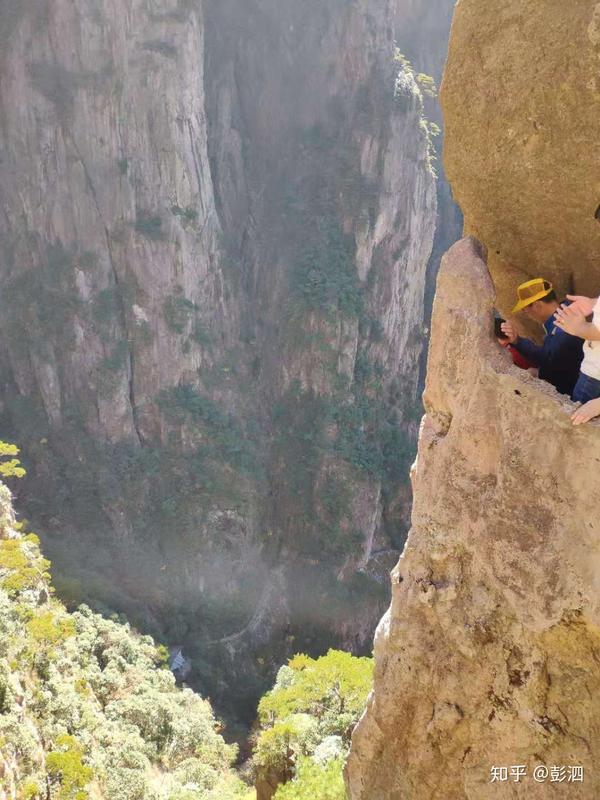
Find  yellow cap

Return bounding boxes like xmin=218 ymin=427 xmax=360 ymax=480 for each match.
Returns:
xmin=512 ymin=278 xmax=554 ymax=313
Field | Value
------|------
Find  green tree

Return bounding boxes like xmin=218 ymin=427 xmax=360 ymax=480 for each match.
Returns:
xmin=0 ymin=480 xmax=250 ymax=799
xmin=254 ymin=650 xmax=373 ymax=798
xmin=46 ymin=734 xmax=94 ymax=800
xmin=27 ymin=611 xmax=76 ymax=648
xmin=258 ymin=651 xmax=373 ymax=730
xmin=274 ymin=757 xmax=346 ymax=800
xmin=0 ymin=441 xmax=25 ymax=478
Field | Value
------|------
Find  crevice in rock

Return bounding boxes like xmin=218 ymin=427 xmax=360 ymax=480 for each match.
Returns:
xmin=187 ymin=118 xmax=210 ymax=235
xmin=66 ymin=130 xmax=143 ymax=447
xmin=46 ymin=13 xmax=143 ymax=446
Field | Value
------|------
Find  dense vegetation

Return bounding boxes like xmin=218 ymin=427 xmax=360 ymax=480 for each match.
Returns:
xmin=0 ymin=458 xmax=250 ymax=800
xmin=252 ymin=650 xmax=374 ymax=799
xmin=0 ymin=442 xmax=379 ymax=800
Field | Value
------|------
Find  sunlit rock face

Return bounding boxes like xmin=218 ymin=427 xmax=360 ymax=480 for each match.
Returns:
xmin=441 ymin=0 xmax=600 ymax=312
xmin=0 ymin=0 xmax=438 ymax=715
xmin=346 ymin=237 xmax=600 ymax=799
xmin=347 ymin=5 xmax=600 ymax=796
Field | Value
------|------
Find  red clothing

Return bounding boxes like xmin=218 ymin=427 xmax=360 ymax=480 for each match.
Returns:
xmin=508 ymin=344 xmax=536 ymax=370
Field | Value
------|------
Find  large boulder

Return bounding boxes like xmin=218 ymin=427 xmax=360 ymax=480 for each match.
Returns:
xmin=441 ymin=0 xmax=600 ymax=313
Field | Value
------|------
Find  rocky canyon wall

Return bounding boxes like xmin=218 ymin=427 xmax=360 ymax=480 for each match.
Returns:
xmin=0 ymin=0 xmax=442 ymax=717
xmin=393 ymin=0 xmax=463 ymax=338
xmin=347 ymin=1 xmax=600 ymax=797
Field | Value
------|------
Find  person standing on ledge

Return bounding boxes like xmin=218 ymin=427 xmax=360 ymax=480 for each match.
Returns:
xmin=500 ymin=278 xmax=584 ymax=398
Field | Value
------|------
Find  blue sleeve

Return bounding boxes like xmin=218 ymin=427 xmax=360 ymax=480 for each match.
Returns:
xmin=513 ymin=337 xmax=544 ymax=366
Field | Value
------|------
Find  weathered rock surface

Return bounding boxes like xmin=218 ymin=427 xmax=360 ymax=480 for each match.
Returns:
xmin=0 ymin=0 xmax=441 ymax=715
xmin=441 ymin=0 xmax=600 ymax=312
xmin=346 ymin=236 xmax=600 ymax=799
xmin=347 ymin=5 xmax=600 ymax=795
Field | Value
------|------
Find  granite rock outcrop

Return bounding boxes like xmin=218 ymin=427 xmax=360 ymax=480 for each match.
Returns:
xmin=441 ymin=0 xmax=600 ymax=311
xmin=346 ymin=237 xmax=600 ymax=799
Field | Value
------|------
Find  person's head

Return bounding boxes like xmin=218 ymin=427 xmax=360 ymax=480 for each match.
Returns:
xmin=512 ymin=279 xmax=558 ymax=323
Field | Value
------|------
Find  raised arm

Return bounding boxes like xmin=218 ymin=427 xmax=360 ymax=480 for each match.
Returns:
xmin=501 ymin=321 xmax=544 ymax=365
xmin=554 ymin=303 xmax=600 ymax=340
xmin=565 ymin=295 xmax=598 ymax=316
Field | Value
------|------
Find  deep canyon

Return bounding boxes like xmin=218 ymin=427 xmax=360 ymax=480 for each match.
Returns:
xmin=4 ymin=1 xmax=596 ymax=797
xmin=0 ymin=0 xmax=459 ymax=726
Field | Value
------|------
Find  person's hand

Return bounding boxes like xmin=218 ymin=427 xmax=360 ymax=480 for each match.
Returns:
xmin=571 ymin=398 xmax=600 ymax=425
xmin=500 ymin=321 xmax=519 ymax=344
xmin=566 ymin=294 xmax=596 ymax=316
xmin=554 ymin=304 xmax=590 ymax=338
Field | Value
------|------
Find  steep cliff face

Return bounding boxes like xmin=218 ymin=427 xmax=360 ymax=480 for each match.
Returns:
xmin=0 ymin=0 xmax=437 ymax=716
xmin=392 ymin=0 xmax=463 ymax=370
xmin=347 ymin=2 xmax=600 ymax=795
xmin=346 ymin=238 xmax=600 ymax=799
